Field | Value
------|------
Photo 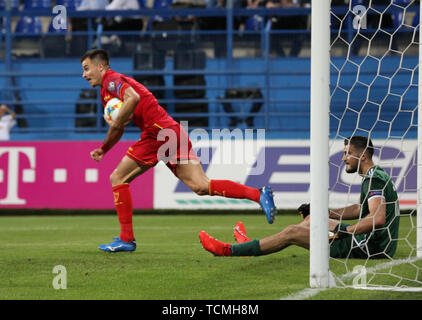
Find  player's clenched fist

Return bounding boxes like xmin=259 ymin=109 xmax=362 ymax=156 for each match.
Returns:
xmin=90 ymin=148 xmax=105 ymax=162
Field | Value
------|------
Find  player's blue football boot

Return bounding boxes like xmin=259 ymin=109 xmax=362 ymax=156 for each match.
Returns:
xmin=98 ymin=237 xmax=136 ymax=253
xmin=259 ymin=186 xmax=277 ymax=224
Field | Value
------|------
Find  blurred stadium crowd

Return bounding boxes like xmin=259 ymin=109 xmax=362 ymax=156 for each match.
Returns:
xmin=0 ymin=0 xmax=420 ymax=139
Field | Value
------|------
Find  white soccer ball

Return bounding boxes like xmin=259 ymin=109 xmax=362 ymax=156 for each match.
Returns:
xmin=104 ymin=97 xmax=123 ymax=121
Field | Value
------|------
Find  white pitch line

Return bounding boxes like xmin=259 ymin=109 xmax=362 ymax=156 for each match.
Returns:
xmin=281 ymin=256 xmax=422 ymax=300
xmin=281 ymin=288 xmax=324 ymax=300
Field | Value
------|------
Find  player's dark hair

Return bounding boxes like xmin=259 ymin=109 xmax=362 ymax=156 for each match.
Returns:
xmin=344 ymin=135 xmax=374 ymax=159
xmin=80 ymin=49 xmax=110 ymax=66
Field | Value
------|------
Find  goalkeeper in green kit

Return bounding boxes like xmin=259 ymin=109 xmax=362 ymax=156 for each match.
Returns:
xmin=199 ymin=136 xmax=400 ymax=259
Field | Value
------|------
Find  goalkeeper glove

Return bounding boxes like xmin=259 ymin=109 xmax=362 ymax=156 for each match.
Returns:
xmin=329 ymin=223 xmax=349 ymax=240
xmin=297 ymin=203 xmax=310 ymax=219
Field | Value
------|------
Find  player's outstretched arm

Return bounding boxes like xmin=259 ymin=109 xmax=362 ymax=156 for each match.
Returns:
xmin=329 ymin=204 xmax=361 ymax=220
xmin=297 ymin=203 xmax=361 ymax=221
xmin=346 ymin=197 xmax=386 ymax=235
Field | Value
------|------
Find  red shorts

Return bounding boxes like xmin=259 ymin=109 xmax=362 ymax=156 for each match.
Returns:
xmin=126 ymin=123 xmax=199 ymax=176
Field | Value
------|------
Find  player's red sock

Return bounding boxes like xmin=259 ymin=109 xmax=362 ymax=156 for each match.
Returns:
xmin=112 ymin=183 xmax=134 ymax=242
xmin=209 ymin=180 xmax=260 ymax=203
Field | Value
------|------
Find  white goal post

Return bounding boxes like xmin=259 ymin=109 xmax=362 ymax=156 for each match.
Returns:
xmin=418 ymin=0 xmax=422 ymax=260
xmin=310 ymin=0 xmax=422 ymax=289
xmin=310 ymin=0 xmax=332 ymax=288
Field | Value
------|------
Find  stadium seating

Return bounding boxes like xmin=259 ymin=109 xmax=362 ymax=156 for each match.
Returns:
xmin=0 ymin=0 xmax=19 ymax=10
xmin=75 ymin=88 xmax=99 ymax=128
xmin=40 ymin=19 xmax=68 ymax=58
xmin=150 ymin=19 xmax=180 ymax=53
xmin=15 ymin=17 xmax=43 ymax=34
xmin=147 ymin=0 xmax=174 ymax=30
xmin=219 ymin=88 xmax=263 ymax=127
xmin=55 ymin=0 xmax=82 ymax=10
xmin=0 ymin=5 xmax=419 ymax=139
xmin=12 ymin=1 xmax=46 ymax=57
xmin=3 ymin=54 xmax=415 ymax=137
xmin=137 ymin=0 xmax=146 ymax=8
xmin=14 ymin=16 xmax=43 ymax=57
xmin=245 ymin=15 xmax=264 ymax=31
xmin=173 ymin=49 xmax=208 ymax=127
xmin=387 ymin=0 xmax=412 ymax=30
xmin=23 ymin=0 xmax=51 ymax=9
xmin=133 ymin=50 xmax=167 ymax=108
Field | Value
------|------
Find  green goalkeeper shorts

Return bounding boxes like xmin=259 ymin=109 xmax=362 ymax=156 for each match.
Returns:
xmin=329 ymin=223 xmax=369 ymax=259
xmin=330 ymin=223 xmax=397 ymax=259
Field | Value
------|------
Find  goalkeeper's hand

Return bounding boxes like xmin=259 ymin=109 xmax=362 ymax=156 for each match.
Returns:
xmin=329 ymin=223 xmax=349 ymax=240
xmin=297 ymin=203 xmax=310 ymax=219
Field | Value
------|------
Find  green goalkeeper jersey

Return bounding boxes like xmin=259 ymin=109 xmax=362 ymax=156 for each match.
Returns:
xmin=360 ymin=165 xmax=400 ymax=258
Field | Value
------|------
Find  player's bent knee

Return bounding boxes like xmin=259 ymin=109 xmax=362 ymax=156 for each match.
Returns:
xmin=191 ymin=185 xmax=206 ymax=196
xmin=188 ymin=183 xmax=208 ymax=196
xmin=196 ymin=190 xmax=209 ymax=196
xmin=285 ymin=224 xmax=309 ymax=248
xmin=110 ymin=170 xmax=125 ymax=186
xmin=284 ymin=225 xmax=299 ymax=242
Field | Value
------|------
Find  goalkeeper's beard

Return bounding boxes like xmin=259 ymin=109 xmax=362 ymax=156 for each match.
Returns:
xmin=345 ymin=163 xmax=358 ymax=174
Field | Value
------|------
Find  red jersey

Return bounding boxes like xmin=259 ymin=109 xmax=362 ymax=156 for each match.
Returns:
xmin=100 ymin=69 xmax=177 ymax=131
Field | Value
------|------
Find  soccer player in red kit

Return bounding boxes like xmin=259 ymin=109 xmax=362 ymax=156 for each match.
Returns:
xmin=81 ymin=49 xmax=277 ymax=252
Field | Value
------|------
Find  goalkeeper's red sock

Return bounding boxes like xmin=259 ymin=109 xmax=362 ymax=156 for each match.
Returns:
xmin=112 ymin=183 xmax=134 ymax=242
xmin=209 ymin=180 xmax=260 ymax=203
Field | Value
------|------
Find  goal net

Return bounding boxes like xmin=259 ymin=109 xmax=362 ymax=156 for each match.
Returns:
xmin=326 ymin=0 xmax=422 ymax=290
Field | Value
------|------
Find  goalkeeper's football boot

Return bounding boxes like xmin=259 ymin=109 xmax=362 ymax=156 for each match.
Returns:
xmin=98 ymin=237 xmax=136 ymax=253
xmin=259 ymin=186 xmax=277 ymax=224
xmin=199 ymin=231 xmax=231 ymax=256
xmin=233 ymin=222 xmax=251 ymax=244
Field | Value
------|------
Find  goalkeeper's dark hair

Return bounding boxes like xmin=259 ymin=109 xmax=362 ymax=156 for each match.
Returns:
xmin=80 ymin=49 xmax=110 ymax=67
xmin=344 ymin=135 xmax=374 ymax=159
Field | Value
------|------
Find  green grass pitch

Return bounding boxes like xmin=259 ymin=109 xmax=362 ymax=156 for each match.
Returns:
xmin=1 ymin=213 xmax=422 ymax=300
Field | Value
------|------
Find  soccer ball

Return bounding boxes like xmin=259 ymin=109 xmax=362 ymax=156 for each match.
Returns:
xmin=104 ymin=97 xmax=123 ymax=121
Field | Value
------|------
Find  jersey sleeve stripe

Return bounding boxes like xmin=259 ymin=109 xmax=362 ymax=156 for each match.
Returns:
xmin=119 ymin=83 xmax=130 ymax=99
